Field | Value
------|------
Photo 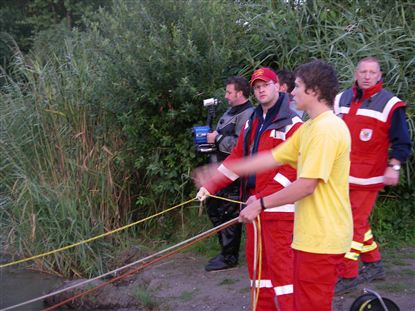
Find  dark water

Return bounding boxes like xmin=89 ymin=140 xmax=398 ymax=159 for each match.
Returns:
xmin=0 ymin=264 xmax=63 ymax=310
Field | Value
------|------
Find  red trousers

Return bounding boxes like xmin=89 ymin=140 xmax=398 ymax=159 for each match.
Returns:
xmin=246 ymin=216 xmax=294 ymax=311
xmin=340 ymin=189 xmax=382 ymax=278
xmin=293 ymin=250 xmax=344 ymax=311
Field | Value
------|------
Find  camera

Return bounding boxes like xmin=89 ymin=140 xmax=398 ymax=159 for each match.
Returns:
xmin=192 ymin=98 xmax=220 ymax=153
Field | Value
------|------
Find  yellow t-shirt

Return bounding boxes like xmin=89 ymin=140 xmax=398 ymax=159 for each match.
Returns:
xmin=272 ymin=110 xmax=353 ymax=254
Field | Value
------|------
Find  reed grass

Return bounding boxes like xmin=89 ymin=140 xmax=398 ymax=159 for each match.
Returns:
xmin=0 ymin=42 xmax=131 ymax=276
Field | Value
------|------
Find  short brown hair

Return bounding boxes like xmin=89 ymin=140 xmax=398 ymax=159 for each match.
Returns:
xmin=294 ymin=60 xmax=339 ymax=107
xmin=277 ymin=70 xmax=295 ymax=93
xmin=225 ymin=76 xmax=250 ymax=98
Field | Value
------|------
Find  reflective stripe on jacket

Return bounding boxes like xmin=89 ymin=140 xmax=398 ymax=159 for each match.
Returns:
xmin=334 ymin=81 xmax=405 ymax=190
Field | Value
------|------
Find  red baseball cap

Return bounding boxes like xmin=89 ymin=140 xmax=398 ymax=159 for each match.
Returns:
xmin=250 ymin=67 xmax=279 ymax=86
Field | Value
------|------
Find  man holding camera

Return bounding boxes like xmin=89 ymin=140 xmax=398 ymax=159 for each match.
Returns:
xmin=198 ymin=68 xmax=302 ymax=310
xmin=203 ymin=76 xmax=254 ymax=272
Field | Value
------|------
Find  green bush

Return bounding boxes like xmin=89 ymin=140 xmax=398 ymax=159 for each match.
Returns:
xmin=372 ymin=196 xmax=415 ymax=246
xmin=0 ymin=0 xmax=256 ymax=276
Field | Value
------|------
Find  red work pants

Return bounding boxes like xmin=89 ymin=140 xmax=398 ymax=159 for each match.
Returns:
xmin=246 ymin=216 xmax=294 ymax=311
xmin=340 ymin=189 xmax=382 ymax=278
xmin=293 ymin=250 xmax=344 ymax=311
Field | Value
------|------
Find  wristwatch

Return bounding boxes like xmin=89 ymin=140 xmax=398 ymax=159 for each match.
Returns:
xmin=388 ymin=163 xmax=401 ymax=171
xmin=260 ymin=197 xmax=266 ymax=210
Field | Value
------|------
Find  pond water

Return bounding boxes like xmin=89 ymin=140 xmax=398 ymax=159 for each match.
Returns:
xmin=0 ymin=258 xmax=63 ymax=310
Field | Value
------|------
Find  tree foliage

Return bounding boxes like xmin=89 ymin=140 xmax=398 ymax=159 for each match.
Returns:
xmin=0 ymin=0 xmax=109 ymax=71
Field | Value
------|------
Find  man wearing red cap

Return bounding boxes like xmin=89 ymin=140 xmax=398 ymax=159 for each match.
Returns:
xmin=195 ymin=60 xmax=353 ymax=311
xmin=197 ymin=67 xmax=302 ymax=310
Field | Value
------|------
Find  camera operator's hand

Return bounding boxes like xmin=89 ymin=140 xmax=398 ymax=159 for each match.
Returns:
xmin=207 ymin=131 xmax=218 ymax=144
xmin=196 ymin=187 xmax=210 ymax=201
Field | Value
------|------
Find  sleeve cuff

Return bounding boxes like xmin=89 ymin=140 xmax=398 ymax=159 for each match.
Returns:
xmin=215 ymin=134 xmax=224 ymax=146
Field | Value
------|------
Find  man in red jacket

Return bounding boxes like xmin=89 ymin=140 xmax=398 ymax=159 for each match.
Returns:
xmin=334 ymin=57 xmax=412 ymax=293
xmin=197 ymin=67 xmax=302 ymax=311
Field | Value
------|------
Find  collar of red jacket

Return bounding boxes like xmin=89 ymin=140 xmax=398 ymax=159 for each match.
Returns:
xmin=352 ymin=80 xmax=383 ymax=101
xmin=254 ymin=92 xmax=292 ymax=123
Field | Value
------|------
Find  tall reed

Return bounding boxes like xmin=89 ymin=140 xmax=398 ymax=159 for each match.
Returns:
xmin=0 ymin=39 xmax=132 ymax=276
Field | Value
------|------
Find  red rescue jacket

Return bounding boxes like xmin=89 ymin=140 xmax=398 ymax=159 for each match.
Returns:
xmin=205 ymin=93 xmax=302 ymax=220
xmin=334 ymin=81 xmax=406 ymax=190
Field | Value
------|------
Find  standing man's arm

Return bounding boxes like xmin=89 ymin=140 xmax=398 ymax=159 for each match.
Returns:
xmin=240 ymin=122 xmax=345 ymax=223
xmin=384 ymin=107 xmax=412 ymax=186
xmin=194 ymin=150 xmax=281 ymax=192
xmin=239 ymin=178 xmax=318 ymax=222
xmin=194 ymin=120 xmax=300 ymax=200
xmin=216 ymin=124 xmax=301 ymax=182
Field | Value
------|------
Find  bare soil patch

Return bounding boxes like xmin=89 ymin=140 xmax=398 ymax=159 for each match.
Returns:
xmin=46 ymin=246 xmax=415 ymax=310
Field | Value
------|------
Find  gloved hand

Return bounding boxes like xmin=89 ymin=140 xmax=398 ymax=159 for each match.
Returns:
xmin=196 ymin=187 xmax=210 ymax=201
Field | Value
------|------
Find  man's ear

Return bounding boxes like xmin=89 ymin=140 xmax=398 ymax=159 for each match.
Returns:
xmin=304 ymin=86 xmax=319 ymax=98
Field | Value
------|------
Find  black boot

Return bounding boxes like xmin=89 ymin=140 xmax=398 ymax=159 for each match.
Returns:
xmin=358 ymin=260 xmax=385 ymax=282
xmin=206 ymin=188 xmax=242 ymax=272
xmin=205 ymin=222 xmax=241 ymax=271
xmin=205 ymin=254 xmax=238 ymax=271
xmin=335 ymin=277 xmax=360 ymax=294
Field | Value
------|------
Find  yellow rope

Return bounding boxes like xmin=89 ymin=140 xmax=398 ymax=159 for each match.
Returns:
xmin=0 ymin=198 xmax=197 ymax=269
xmin=208 ymin=194 xmax=244 ymax=205
xmin=210 ymin=193 xmax=263 ymax=310
xmin=221 ymin=193 xmax=261 ymax=311
xmin=254 ymin=215 xmax=263 ymax=309
xmin=2 ymin=193 xmax=264 ymax=309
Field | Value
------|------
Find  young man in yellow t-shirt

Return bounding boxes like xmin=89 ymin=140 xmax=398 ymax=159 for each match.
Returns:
xmin=194 ymin=60 xmax=353 ymax=311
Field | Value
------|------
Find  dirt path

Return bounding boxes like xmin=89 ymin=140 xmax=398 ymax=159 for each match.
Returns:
xmin=45 ymin=246 xmax=415 ymax=310
xmin=134 ymin=247 xmax=415 ymax=311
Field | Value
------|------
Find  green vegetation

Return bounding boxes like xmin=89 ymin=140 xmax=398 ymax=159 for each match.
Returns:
xmin=178 ymin=289 xmax=198 ymax=301
xmin=0 ymin=0 xmax=414 ymax=277
xmin=133 ymin=285 xmax=159 ymax=310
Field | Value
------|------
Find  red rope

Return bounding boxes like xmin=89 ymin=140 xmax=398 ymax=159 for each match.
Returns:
xmin=43 ymin=219 xmax=238 ymax=311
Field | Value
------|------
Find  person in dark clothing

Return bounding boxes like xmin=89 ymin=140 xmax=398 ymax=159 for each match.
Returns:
xmin=277 ymin=69 xmax=304 ymax=119
xmin=277 ymin=70 xmax=295 ymax=94
xmin=204 ymin=76 xmax=254 ymax=271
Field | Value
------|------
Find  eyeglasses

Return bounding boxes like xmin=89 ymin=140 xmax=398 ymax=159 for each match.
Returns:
xmin=253 ymin=82 xmax=274 ymax=91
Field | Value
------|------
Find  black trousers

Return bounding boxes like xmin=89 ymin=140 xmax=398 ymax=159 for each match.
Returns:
xmin=206 ymin=183 xmax=242 ymax=261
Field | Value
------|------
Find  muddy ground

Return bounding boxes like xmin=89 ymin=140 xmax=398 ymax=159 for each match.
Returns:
xmin=46 ymin=246 xmax=415 ymax=310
